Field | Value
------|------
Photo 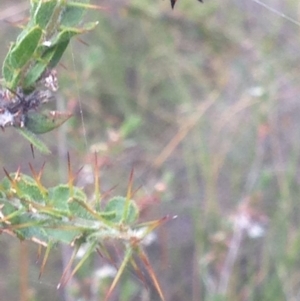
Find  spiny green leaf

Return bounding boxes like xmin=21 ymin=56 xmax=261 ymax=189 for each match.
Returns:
xmin=25 ymin=110 xmax=72 ymax=134
xmin=44 ymin=40 xmax=70 ymax=70
xmin=48 ymin=185 xmax=78 ymax=214
xmin=33 ymin=0 xmax=62 ymax=30
xmin=105 ymin=196 xmax=139 ymax=224
xmin=60 ymin=0 xmax=89 ymax=27
xmin=30 ymin=0 xmax=66 ymax=38
xmin=9 ymin=26 xmax=43 ymax=69
xmin=12 ymin=213 xmax=49 ymax=242
xmin=16 ymin=128 xmax=51 ymax=154
xmin=44 ymin=228 xmax=81 ymax=244
xmin=2 ymin=43 xmax=15 ymax=83
xmin=24 ymin=39 xmax=69 ymax=87
xmin=23 ymin=59 xmax=49 ymax=89
xmin=0 ymin=200 xmax=24 ymax=222
xmin=2 ymin=173 xmax=46 ymax=204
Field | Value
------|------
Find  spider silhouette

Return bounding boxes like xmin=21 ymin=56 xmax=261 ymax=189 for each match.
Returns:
xmin=0 ymin=88 xmax=53 ymax=127
xmin=171 ymin=0 xmax=203 ymax=9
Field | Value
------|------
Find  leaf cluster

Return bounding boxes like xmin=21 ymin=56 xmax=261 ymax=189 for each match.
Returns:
xmin=0 ymin=0 xmax=98 ymax=151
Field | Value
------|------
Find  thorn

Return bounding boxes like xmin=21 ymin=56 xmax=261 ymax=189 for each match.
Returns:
xmin=39 ymin=242 xmax=53 ymax=279
xmin=69 ymin=3 xmax=109 ymax=11
xmin=94 ymin=152 xmax=101 ymax=205
xmin=101 ymin=184 xmax=118 ymax=200
xmin=57 ymin=244 xmax=80 ymax=289
xmin=121 ymin=168 xmax=135 ymax=223
xmin=28 ymin=162 xmax=47 ymax=195
xmin=15 ymin=167 xmax=21 ymax=179
xmin=137 ymin=215 xmax=175 ymax=236
xmin=29 ymin=163 xmax=36 ymax=178
xmin=36 ymin=245 xmax=42 ymax=263
xmin=30 ymin=144 xmax=35 ymax=159
xmin=2 ymin=168 xmax=20 ymax=193
xmin=67 ymin=152 xmax=71 ymax=179
xmin=3 ymin=168 xmax=12 ymax=182
xmin=130 ymin=257 xmax=147 ymax=286
xmin=58 ymin=62 xmax=68 ymax=70
xmin=29 ymin=162 xmax=44 ymax=181
xmin=132 ymin=184 xmax=142 ymax=197
xmin=58 ymin=242 xmax=97 ymax=289
xmin=104 ymin=248 xmax=133 ymax=301
xmin=137 ymin=248 xmax=165 ymax=301
xmin=76 ymin=37 xmax=89 ymax=46
xmin=67 ymin=153 xmax=75 ymax=193
xmin=39 ymin=162 xmax=46 ymax=180
xmin=67 ymin=154 xmax=82 ymax=187
xmin=126 ymin=168 xmax=134 ymax=201
xmin=96 ymin=245 xmax=117 ymax=267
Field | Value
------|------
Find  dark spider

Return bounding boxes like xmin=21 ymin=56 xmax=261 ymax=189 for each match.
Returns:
xmin=0 ymin=88 xmax=53 ymax=127
xmin=0 ymin=68 xmax=57 ymax=128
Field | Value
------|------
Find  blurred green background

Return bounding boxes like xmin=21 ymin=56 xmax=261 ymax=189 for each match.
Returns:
xmin=1 ymin=0 xmax=300 ymax=300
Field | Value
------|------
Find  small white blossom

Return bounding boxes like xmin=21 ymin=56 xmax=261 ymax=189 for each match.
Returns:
xmin=0 ymin=110 xmax=14 ymax=127
xmin=94 ymin=264 xmax=116 ymax=279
